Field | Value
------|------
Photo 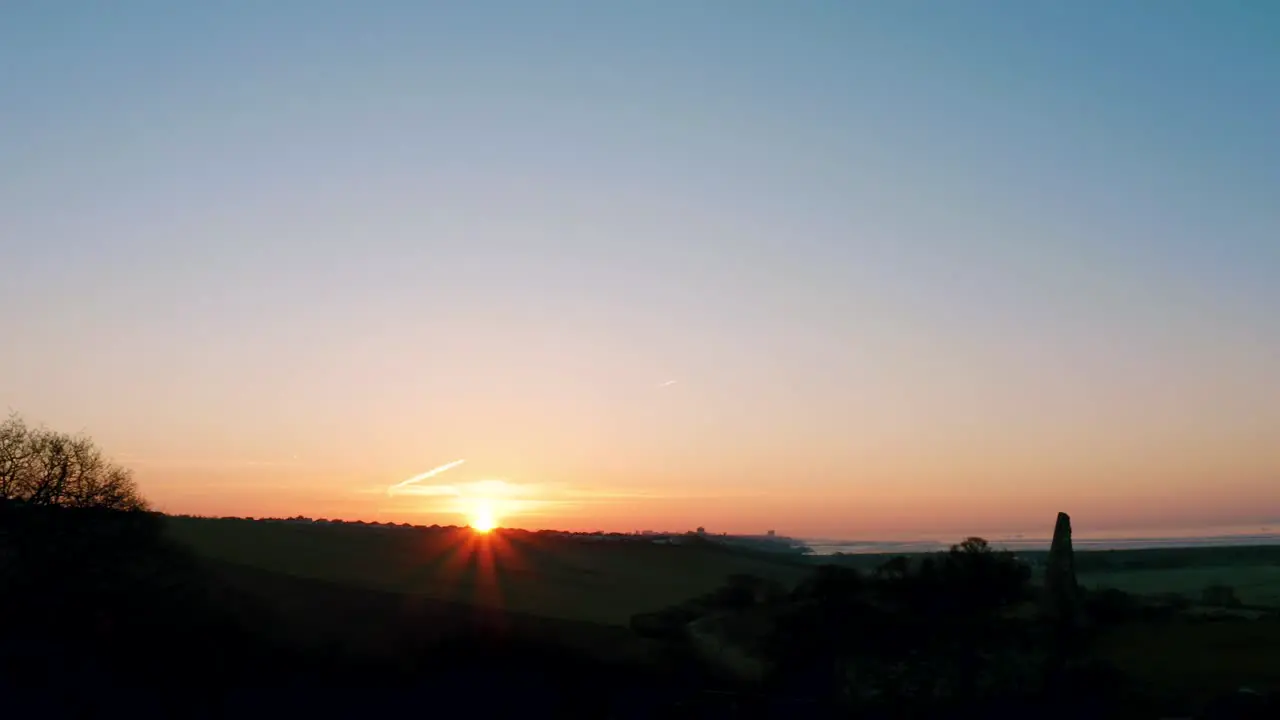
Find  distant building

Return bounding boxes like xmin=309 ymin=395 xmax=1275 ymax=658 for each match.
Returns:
xmin=767 ymin=530 xmax=775 ymax=537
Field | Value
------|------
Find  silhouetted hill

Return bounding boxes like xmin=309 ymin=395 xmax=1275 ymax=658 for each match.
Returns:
xmin=6 ymin=503 xmax=1279 ymax=718
xmin=0 ymin=502 xmax=685 ymax=716
xmin=162 ymin=515 xmax=813 ymax=625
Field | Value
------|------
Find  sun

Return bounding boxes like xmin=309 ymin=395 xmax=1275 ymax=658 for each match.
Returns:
xmin=468 ymin=499 xmax=499 ymax=533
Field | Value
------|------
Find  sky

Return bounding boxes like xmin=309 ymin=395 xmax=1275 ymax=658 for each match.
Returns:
xmin=2 ymin=1 xmax=1277 ymax=539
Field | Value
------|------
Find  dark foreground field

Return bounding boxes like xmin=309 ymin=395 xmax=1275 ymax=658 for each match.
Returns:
xmin=1 ymin=506 xmax=707 ymax=717
xmin=5 ymin=506 xmax=1279 ymax=718
xmin=164 ymin=516 xmax=1280 ymax=714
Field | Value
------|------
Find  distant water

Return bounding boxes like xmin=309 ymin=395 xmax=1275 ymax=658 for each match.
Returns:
xmin=806 ymin=531 xmax=1280 ymax=555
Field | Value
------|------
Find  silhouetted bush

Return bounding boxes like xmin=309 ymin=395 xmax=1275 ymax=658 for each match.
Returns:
xmin=1201 ymin=584 xmax=1243 ymax=609
xmin=940 ymin=536 xmax=1033 ymax=613
xmin=722 ymin=537 xmax=1060 ymax=714
xmin=1083 ymin=587 xmax=1144 ymax=625
xmin=1153 ymin=592 xmax=1193 ymax=612
xmin=873 ymin=554 xmax=911 ymax=580
xmin=793 ymin=563 xmax=865 ymax=602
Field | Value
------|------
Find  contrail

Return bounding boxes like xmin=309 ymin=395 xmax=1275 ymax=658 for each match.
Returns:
xmin=657 ymin=380 xmax=678 ymax=388
xmin=388 ymin=458 xmax=466 ymax=495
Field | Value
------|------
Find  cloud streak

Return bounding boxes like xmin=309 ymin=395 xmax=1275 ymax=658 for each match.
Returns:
xmin=383 ymin=475 xmax=770 ymax=506
xmin=387 ymin=459 xmax=466 ymax=496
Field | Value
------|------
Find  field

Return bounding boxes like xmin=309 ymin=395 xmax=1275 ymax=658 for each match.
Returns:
xmin=152 ymin=516 xmax=1280 ymax=710
xmin=1093 ymin=619 xmax=1280 ymax=708
xmin=164 ymin=517 xmax=813 ymax=626
xmin=821 ymin=545 xmax=1280 ymax=609
xmin=168 ymin=518 xmax=1280 ymax=624
xmin=1079 ymin=565 xmax=1280 ymax=607
xmin=1062 ymin=545 xmax=1280 ymax=609
xmin=195 ymin=557 xmax=654 ymax=666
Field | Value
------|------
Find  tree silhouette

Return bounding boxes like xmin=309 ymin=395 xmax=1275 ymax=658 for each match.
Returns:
xmin=941 ymin=536 xmax=1031 ymax=612
xmin=0 ymin=413 xmax=145 ymax=511
xmin=874 ymin=554 xmax=911 ymax=581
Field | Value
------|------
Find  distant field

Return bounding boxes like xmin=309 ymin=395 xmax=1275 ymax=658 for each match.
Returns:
xmin=1079 ymin=565 xmax=1280 ymax=608
xmin=164 ymin=517 xmax=812 ymax=626
xmin=820 ymin=545 xmax=1280 ymax=608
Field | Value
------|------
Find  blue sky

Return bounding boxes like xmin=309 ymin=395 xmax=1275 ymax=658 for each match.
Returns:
xmin=2 ymin=1 xmax=1277 ymax=535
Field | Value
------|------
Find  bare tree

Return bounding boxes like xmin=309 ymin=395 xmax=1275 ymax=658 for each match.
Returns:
xmin=0 ymin=413 xmax=37 ymax=499
xmin=0 ymin=413 xmax=146 ymax=511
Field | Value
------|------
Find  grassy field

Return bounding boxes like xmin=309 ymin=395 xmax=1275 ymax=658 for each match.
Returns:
xmin=1079 ymin=565 xmax=1280 ymax=607
xmin=1094 ymin=618 xmax=1280 ymax=707
xmin=161 ymin=516 xmax=1280 ymax=710
xmin=165 ymin=517 xmax=812 ymax=626
xmin=167 ymin=518 xmax=1280 ymax=626
xmin=195 ymin=556 xmax=655 ymax=665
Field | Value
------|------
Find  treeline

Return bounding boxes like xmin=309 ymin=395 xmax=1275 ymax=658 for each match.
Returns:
xmin=0 ymin=414 xmax=145 ymax=511
xmin=170 ymin=514 xmax=812 ymax=555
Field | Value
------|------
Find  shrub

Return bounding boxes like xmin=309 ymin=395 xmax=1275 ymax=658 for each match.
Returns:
xmin=1201 ymin=584 xmax=1243 ymax=609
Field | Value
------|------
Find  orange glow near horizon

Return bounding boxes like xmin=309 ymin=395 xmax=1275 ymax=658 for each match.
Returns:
xmin=89 ymin=411 xmax=1280 ymax=542
xmin=125 ymin=454 xmax=1280 ymax=542
xmin=464 ymin=495 xmax=501 ymax=532
xmin=469 ymin=505 xmax=498 ymax=533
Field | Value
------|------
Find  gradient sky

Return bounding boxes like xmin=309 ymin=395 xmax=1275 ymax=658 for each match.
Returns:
xmin=3 ymin=1 xmax=1277 ymax=539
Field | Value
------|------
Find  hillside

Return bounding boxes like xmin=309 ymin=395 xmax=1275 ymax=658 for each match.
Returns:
xmin=164 ymin=516 xmax=814 ymax=625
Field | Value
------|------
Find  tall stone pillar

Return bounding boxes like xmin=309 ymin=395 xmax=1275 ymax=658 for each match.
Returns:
xmin=1044 ymin=511 xmax=1081 ymax=625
